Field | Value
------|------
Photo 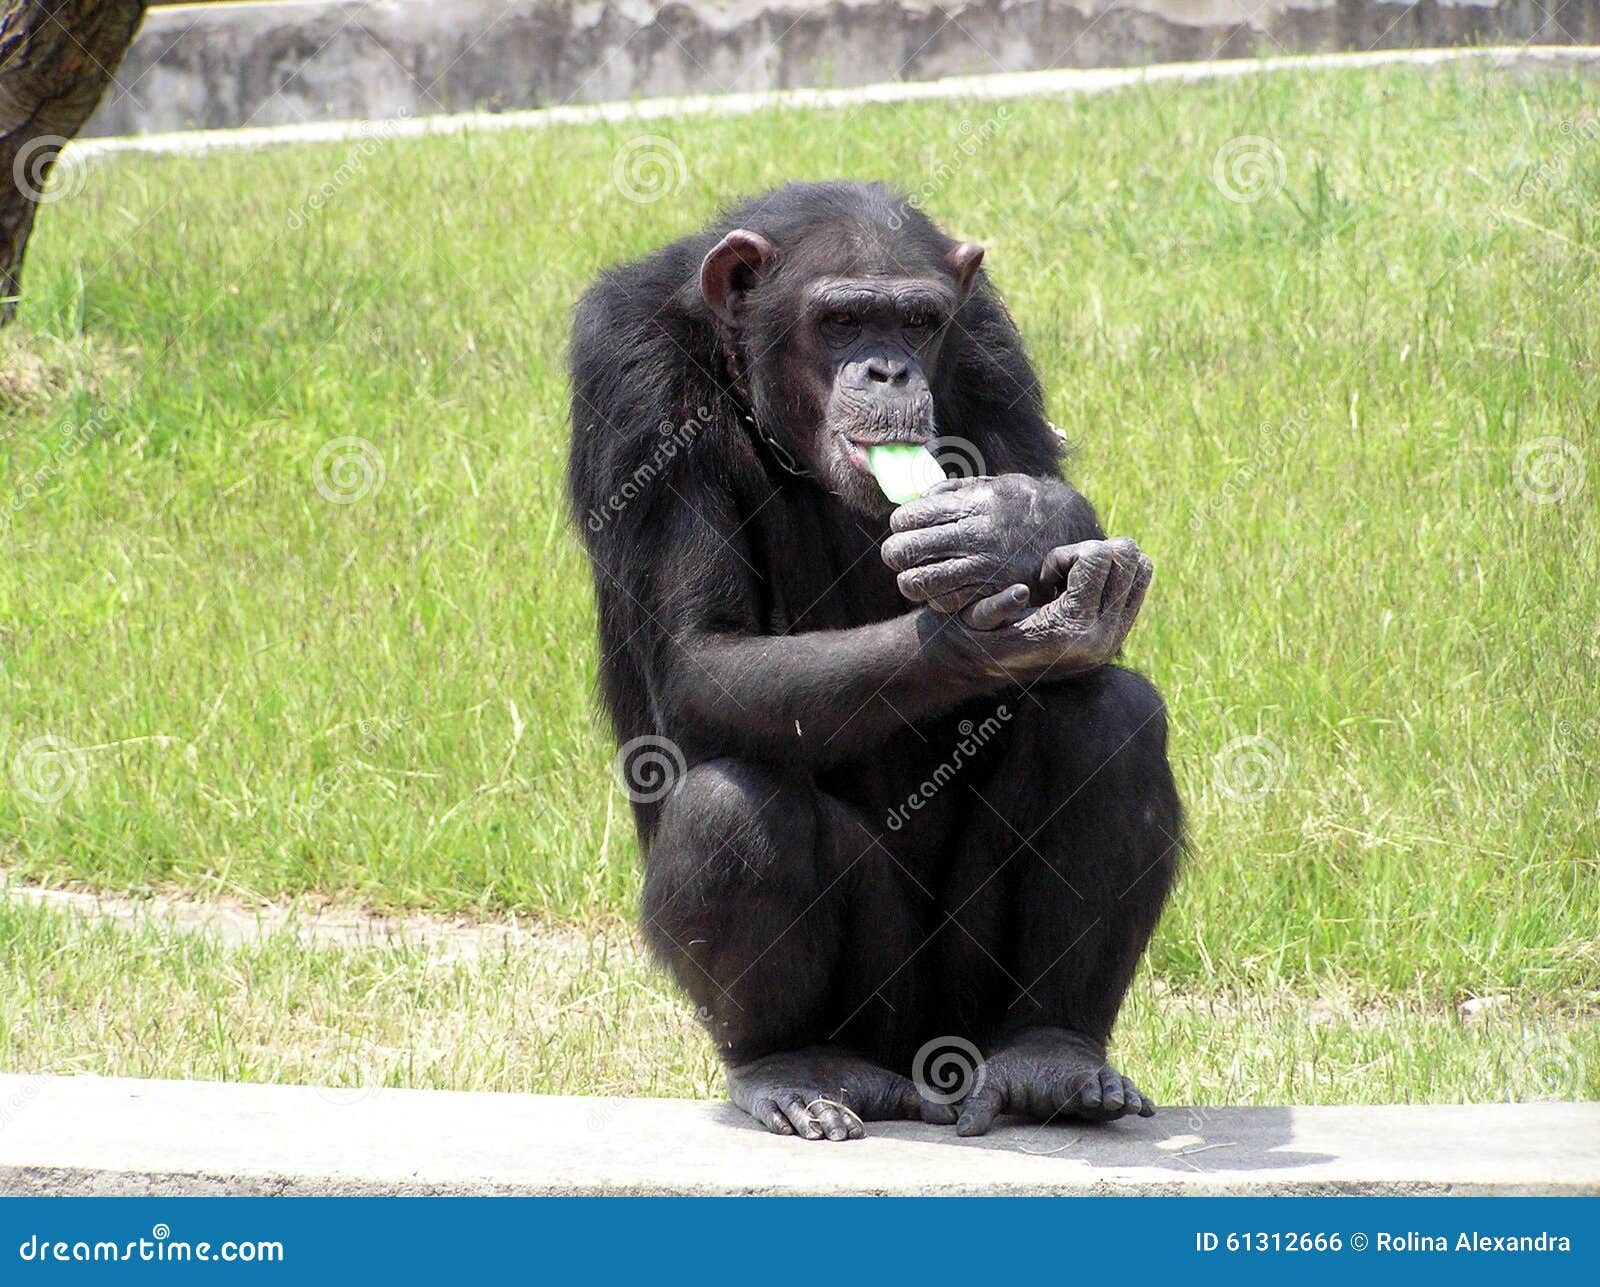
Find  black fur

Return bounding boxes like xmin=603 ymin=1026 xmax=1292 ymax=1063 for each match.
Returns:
xmin=568 ymin=181 xmax=1181 ymax=1137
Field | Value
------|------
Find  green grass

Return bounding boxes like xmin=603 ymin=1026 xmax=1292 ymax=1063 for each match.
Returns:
xmin=2 ymin=63 xmax=1598 ymax=1096
xmin=3 ymin=898 xmax=1593 ymax=1103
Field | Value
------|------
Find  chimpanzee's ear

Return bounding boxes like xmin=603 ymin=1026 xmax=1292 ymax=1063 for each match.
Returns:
xmin=946 ymin=242 xmax=985 ymax=301
xmin=700 ymin=230 xmax=776 ymax=327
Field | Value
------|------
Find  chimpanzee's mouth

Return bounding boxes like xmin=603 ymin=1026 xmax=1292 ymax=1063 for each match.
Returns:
xmin=841 ymin=432 xmax=930 ymax=474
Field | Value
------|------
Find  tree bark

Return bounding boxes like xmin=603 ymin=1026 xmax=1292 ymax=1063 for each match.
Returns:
xmin=1 ymin=0 xmax=146 ymax=325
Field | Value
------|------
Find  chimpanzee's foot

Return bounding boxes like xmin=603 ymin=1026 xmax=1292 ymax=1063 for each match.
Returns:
xmin=728 ymin=1045 xmax=941 ymax=1141
xmin=954 ymin=1026 xmax=1156 ymax=1136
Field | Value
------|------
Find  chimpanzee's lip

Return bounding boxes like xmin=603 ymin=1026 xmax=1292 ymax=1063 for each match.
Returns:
xmin=847 ymin=433 xmax=930 ymax=446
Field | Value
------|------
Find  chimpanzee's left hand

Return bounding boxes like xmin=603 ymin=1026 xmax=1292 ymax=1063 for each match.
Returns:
xmin=881 ymin=473 xmax=1100 ymax=615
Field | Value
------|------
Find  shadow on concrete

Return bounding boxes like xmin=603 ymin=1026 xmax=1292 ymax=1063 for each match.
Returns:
xmin=709 ymin=1101 xmax=1334 ymax=1176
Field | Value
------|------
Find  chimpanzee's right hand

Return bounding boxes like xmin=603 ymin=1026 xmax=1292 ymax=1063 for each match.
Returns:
xmin=932 ymin=537 xmax=1152 ymax=680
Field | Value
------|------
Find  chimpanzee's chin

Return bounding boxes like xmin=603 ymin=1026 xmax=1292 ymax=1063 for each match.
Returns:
xmin=823 ymin=456 xmax=891 ymax=517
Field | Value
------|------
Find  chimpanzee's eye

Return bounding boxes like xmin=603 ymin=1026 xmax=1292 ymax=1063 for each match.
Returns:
xmin=904 ymin=313 xmax=930 ymax=331
xmin=824 ymin=311 xmax=859 ymax=329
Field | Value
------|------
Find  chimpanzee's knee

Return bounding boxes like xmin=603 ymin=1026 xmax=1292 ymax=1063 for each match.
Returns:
xmin=641 ymin=758 xmax=839 ymax=1055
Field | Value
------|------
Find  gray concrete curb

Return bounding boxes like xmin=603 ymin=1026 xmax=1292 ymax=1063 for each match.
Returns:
xmin=1 ymin=1075 xmax=1596 ymax=1195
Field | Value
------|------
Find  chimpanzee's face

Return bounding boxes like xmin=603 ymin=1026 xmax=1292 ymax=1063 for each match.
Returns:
xmin=700 ymin=229 xmax=984 ymax=516
xmin=772 ymin=273 xmax=958 ymax=512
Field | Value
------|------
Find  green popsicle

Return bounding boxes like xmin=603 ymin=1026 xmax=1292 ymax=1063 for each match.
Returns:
xmin=865 ymin=443 xmax=946 ymax=504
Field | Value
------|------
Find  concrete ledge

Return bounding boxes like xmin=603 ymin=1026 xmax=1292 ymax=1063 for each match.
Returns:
xmin=1 ymin=1075 xmax=1596 ymax=1195
xmin=64 ymin=47 xmax=1600 ymax=165
xmin=84 ymin=0 xmax=1600 ymax=138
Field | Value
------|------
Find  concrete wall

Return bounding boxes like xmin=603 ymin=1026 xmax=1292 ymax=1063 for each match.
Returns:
xmin=86 ymin=0 xmax=1600 ymax=137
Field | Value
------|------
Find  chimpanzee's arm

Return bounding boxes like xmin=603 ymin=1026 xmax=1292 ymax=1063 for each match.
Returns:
xmin=651 ymin=501 xmax=1146 ymax=770
xmin=665 ymin=610 xmax=999 ymax=767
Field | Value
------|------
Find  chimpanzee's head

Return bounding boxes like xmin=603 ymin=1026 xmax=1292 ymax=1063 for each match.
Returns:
xmin=699 ymin=184 xmax=984 ymax=515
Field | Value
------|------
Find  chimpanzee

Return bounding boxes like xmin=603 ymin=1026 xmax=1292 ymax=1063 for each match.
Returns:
xmin=568 ymin=181 xmax=1180 ymax=1140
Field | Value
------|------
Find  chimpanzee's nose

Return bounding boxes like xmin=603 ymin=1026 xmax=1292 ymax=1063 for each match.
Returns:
xmin=864 ymin=357 xmax=910 ymax=386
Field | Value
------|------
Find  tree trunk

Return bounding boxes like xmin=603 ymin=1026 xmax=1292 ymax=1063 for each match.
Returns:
xmin=1 ymin=0 xmax=146 ymax=325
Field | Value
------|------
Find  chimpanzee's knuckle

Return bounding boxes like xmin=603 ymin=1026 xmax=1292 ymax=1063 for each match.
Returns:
xmin=897 ymin=568 xmax=932 ymax=599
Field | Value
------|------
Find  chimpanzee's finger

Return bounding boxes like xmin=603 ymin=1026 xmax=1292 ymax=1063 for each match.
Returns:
xmin=889 ymin=488 xmax=986 ymax=533
xmin=923 ymin=475 xmax=988 ymax=497
xmin=896 ymin=557 xmax=990 ymax=608
xmin=963 ymin=584 xmax=1031 ymax=630
xmin=810 ymin=1100 xmax=856 ymax=1142
xmin=751 ymin=1097 xmax=795 ymax=1135
xmin=1097 ymin=1068 xmax=1125 ymax=1117
xmin=1120 ymin=555 xmax=1154 ymax=626
xmin=881 ymin=521 xmax=972 ymax=571
xmin=781 ymin=1097 xmax=824 ymax=1140
xmin=1097 ymin=539 xmax=1142 ymax=615
xmin=1062 ymin=545 xmax=1114 ymax=624
xmin=1037 ymin=545 xmax=1079 ymax=596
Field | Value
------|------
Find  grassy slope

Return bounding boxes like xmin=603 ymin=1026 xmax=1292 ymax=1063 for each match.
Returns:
xmin=3 ymin=65 xmax=1598 ymax=1080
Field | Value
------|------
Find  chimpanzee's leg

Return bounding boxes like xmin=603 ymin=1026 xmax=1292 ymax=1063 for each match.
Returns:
xmin=938 ymin=666 xmax=1182 ymax=1134
xmin=643 ymin=757 xmax=939 ymax=1141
